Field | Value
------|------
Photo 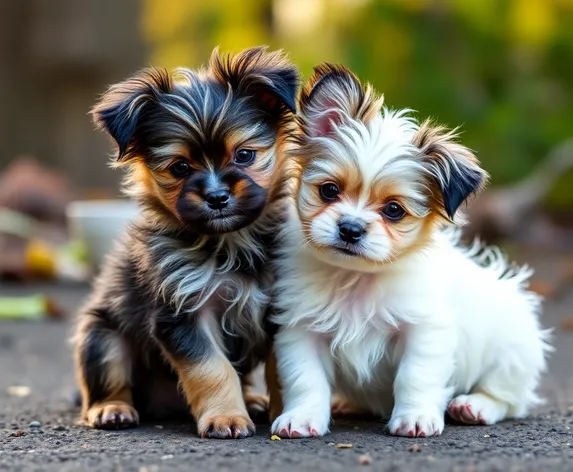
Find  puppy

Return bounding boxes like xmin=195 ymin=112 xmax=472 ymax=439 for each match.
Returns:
xmin=270 ymin=64 xmax=552 ymax=438
xmin=73 ymin=47 xmax=298 ymax=438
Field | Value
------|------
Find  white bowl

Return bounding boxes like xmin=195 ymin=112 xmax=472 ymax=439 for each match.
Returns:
xmin=66 ymin=200 xmax=139 ymax=269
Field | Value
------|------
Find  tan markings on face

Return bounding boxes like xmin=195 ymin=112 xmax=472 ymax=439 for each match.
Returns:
xmin=395 ymin=212 xmax=440 ymax=259
xmin=310 ymin=203 xmax=331 ymax=220
xmin=337 ymin=171 xmax=363 ymax=201
xmin=184 ymin=191 xmax=204 ymax=207
xmin=232 ymin=178 xmax=250 ymax=199
xmin=131 ymin=161 xmax=185 ymax=217
xmin=151 ymin=170 xmax=185 ymax=214
xmin=153 ymin=142 xmax=192 ymax=165
xmin=242 ymin=148 xmax=276 ymax=189
xmin=297 ymin=180 xmax=340 ymax=249
xmin=224 ymin=132 xmax=277 ymax=190
xmin=368 ymin=181 xmax=408 ymax=209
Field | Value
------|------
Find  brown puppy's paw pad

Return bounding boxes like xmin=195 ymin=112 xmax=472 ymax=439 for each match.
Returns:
xmin=244 ymin=392 xmax=269 ymax=418
xmin=87 ymin=401 xmax=139 ymax=430
xmin=199 ymin=414 xmax=255 ymax=439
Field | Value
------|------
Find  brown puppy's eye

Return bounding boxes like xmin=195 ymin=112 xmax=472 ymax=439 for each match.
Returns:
xmin=382 ymin=201 xmax=406 ymax=221
xmin=169 ymin=161 xmax=192 ymax=178
xmin=319 ymin=182 xmax=340 ymax=202
xmin=234 ymin=149 xmax=256 ymax=166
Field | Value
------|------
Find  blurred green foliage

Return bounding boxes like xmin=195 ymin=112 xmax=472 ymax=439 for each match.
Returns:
xmin=142 ymin=0 xmax=573 ymax=192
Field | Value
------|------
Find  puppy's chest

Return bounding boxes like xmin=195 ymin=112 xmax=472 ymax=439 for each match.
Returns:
xmin=293 ymin=274 xmax=405 ymax=382
xmin=329 ymin=314 xmax=404 ymax=386
xmin=156 ymin=243 xmax=271 ymax=320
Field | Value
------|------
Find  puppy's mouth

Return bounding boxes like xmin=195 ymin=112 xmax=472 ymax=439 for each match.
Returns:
xmin=198 ymin=208 xmax=263 ymax=234
xmin=333 ymin=246 xmax=361 ymax=257
xmin=210 ymin=213 xmax=232 ymax=220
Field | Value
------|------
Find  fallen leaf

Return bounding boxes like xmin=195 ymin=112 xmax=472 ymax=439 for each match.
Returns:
xmin=12 ymin=430 xmax=25 ymax=437
xmin=358 ymin=455 xmax=372 ymax=465
xmin=7 ymin=386 xmax=31 ymax=397
xmin=408 ymin=444 xmax=422 ymax=453
xmin=336 ymin=443 xmax=353 ymax=449
xmin=270 ymin=435 xmax=281 ymax=441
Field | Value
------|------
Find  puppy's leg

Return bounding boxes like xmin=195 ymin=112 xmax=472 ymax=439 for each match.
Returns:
xmin=153 ymin=312 xmax=254 ymax=439
xmin=388 ymin=323 xmax=454 ymax=438
xmin=331 ymin=394 xmax=370 ymax=418
xmin=448 ymin=306 xmax=549 ymax=425
xmin=265 ymin=350 xmax=283 ymax=423
xmin=447 ymin=363 xmax=531 ymax=425
xmin=242 ymin=371 xmax=269 ymax=420
xmin=75 ymin=313 xmax=138 ymax=429
xmin=447 ymin=391 xmax=509 ymax=425
xmin=271 ymin=328 xmax=333 ymax=438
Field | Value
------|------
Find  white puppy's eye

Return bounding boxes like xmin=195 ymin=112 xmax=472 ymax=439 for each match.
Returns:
xmin=319 ymin=182 xmax=340 ymax=202
xmin=382 ymin=201 xmax=406 ymax=221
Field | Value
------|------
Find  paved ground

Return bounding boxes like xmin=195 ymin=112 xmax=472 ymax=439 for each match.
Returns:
xmin=1 ymin=251 xmax=573 ymax=472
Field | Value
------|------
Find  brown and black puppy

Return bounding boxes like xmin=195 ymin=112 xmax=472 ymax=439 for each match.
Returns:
xmin=73 ymin=47 xmax=298 ymax=439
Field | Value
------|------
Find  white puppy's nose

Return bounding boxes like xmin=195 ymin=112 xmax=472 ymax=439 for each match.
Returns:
xmin=338 ymin=221 xmax=366 ymax=244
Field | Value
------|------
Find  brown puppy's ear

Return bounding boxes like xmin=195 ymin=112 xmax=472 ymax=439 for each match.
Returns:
xmin=209 ymin=46 xmax=299 ymax=116
xmin=91 ymin=68 xmax=172 ymax=162
xmin=413 ymin=120 xmax=488 ymax=220
xmin=299 ymin=63 xmax=382 ymax=138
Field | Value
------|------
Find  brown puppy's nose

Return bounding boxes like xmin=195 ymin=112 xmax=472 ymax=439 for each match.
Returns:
xmin=205 ymin=190 xmax=230 ymax=210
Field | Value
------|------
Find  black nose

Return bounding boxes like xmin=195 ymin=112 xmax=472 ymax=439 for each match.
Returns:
xmin=338 ymin=222 xmax=365 ymax=244
xmin=205 ymin=190 xmax=230 ymax=210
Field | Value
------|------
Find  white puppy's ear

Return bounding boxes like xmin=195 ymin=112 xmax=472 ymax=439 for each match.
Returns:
xmin=299 ymin=64 xmax=382 ymax=138
xmin=413 ymin=120 xmax=488 ymax=220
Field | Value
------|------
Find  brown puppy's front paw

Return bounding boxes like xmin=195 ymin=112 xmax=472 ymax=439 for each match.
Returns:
xmin=86 ymin=401 xmax=139 ymax=429
xmin=199 ymin=414 xmax=255 ymax=439
xmin=244 ymin=392 xmax=269 ymax=420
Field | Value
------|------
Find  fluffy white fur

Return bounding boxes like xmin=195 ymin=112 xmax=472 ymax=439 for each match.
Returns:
xmin=270 ymin=71 xmax=551 ymax=438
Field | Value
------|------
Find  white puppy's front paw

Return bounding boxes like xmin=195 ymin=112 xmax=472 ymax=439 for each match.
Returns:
xmin=447 ymin=393 xmax=509 ymax=425
xmin=388 ymin=410 xmax=445 ymax=437
xmin=271 ymin=410 xmax=330 ymax=439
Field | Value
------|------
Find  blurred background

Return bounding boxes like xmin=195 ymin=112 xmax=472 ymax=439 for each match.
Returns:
xmin=0 ymin=2 xmax=572 ymax=441
xmin=1 ymin=0 xmax=573 ymax=299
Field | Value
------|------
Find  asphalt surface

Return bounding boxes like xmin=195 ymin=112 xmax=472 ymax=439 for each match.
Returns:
xmin=1 ymin=251 xmax=573 ymax=472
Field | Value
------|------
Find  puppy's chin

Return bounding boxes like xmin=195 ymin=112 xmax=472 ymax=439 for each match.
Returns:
xmin=308 ymin=244 xmax=390 ymax=273
xmin=182 ymin=209 xmax=266 ymax=235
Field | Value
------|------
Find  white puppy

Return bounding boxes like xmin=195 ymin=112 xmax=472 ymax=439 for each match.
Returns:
xmin=270 ymin=64 xmax=552 ymax=438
